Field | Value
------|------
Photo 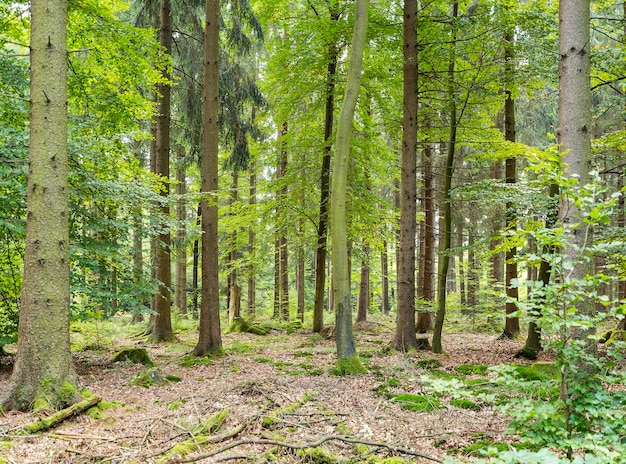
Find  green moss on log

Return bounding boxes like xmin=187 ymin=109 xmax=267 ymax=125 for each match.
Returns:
xmin=226 ymin=317 xmax=271 ymax=335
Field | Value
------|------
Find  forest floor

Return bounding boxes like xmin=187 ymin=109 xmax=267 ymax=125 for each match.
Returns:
xmin=0 ymin=315 xmax=553 ymax=464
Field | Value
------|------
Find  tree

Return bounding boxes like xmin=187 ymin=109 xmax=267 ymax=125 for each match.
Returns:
xmin=150 ymin=0 xmax=174 ymax=342
xmin=330 ymin=0 xmax=368 ymax=373
xmin=1 ymin=0 xmax=79 ymax=411
xmin=392 ymin=0 xmax=418 ymax=352
xmin=193 ymin=0 xmax=222 ymax=357
xmin=557 ymin=0 xmax=594 ymax=352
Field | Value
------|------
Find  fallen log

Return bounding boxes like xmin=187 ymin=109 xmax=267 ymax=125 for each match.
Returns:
xmin=22 ymin=395 xmax=102 ymax=434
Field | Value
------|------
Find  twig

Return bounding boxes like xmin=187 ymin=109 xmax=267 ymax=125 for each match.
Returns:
xmin=163 ymin=435 xmax=443 ymax=464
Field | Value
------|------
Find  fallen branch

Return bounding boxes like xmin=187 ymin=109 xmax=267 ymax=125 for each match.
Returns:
xmin=163 ymin=434 xmax=443 ymax=464
xmin=21 ymin=395 xmax=102 ymax=434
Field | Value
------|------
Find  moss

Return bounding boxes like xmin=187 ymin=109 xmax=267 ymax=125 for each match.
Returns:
xmin=605 ymin=330 xmax=625 ymax=346
xmin=112 ymin=348 xmax=153 ymax=366
xmin=512 ymin=364 xmax=549 ymax=381
xmin=96 ymin=401 xmax=118 ymax=410
xmin=513 ymin=346 xmax=539 ymax=360
xmin=449 ymin=399 xmax=481 ymax=411
xmin=165 ymin=375 xmax=182 ymax=382
xmin=195 ymin=408 xmax=228 ymax=434
xmin=298 ymin=447 xmax=340 ymax=463
xmin=128 ymin=368 xmax=166 ymax=388
xmin=331 ymin=356 xmax=367 ymax=376
xmin=31 ymin=378 xmax=80 ymax=412
xmin=226 ymin=317 xmax=271 ymax=335
xmin=416 ymin=358 xmax=443 ymax=369
xmin=168 ymin=399 xmax=185 ymax=410
xmin=426 ymin=369 xmax=460 ymax=381
xmin=454 ymin=364 xmax=488 ymax=376
xmin=389 ymin=393 xmax=444 ymax=412
xmin=530 ymin=362 xmax=559 ymax=379
xmin=262 ymin=392 xmax=318 ymax=429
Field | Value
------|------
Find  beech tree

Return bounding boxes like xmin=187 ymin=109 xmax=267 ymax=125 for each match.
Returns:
xmin=330 ymin=0 xmax=368 ymax=373
xmin=1 ymin=0 xmax=79 ymax=411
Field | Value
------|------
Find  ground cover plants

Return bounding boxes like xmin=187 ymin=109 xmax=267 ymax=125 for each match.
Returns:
xmin=3 ymin=308 xmax=617 ymax=464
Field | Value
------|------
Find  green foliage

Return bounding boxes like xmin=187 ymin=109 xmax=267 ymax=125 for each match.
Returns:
xmin=331 ymin=356 xmax=367 ymax=376
xmin=449 ymin=399 xmax=482 ymax=411
xmin=415 ymin=358 xmax=443 ymax=369
xmin=226 ymin=317 xmax=272 ymax=335
xmin=454 ymin=364 xmax=489 ymax=376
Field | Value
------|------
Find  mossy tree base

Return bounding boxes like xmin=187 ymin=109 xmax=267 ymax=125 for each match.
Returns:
xmin=21 ymin=394 xmax=102 ymax=434
xmin=514 ymin=346 xmax=539 ymax=360
xmin=112 ymin=348 xmax=153 ymax=366
xmin=227 ymin=317 xmax=271 ymax=335
xmin=332 ymin=356 xmax=367 ymax=376
xmin=1 ymin=375 xmax=81 ymax=413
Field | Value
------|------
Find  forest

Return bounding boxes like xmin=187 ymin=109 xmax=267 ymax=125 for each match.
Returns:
xmin=1 ymin=0 xmax=625 ymax=462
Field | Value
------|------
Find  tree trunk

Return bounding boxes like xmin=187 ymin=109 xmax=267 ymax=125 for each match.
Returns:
xmin=279 ymin=123 xmax=289 ymax=321
xmin=356 ymin=244 xmax=370 ymax=322
xmin=193 ymin=0 xmax=222 ymax=356
xmin=490 ymin=162 xmax=504 ymax=290
xmin=381 ymin=240 xmax=390 ymax=315
xmin=432 ymin=0 xmax=459 ymax=354
xmin=313 ymin=11 xmax=340 ymax=333
xmin=174 ymin=147 xmax=187 ymax=315
xmin=228 ymin=169 xmax=239 ymax=323
xmin=618 ymin=171 xmax=625 ymax=302
xmin=557 ymin=0 xmax=594 ymax=360
xmin=457 ymin=222 xmax=466 ymax=306
xmin=297 ymin=239 xmax=305 ymax=322
xmin=273 ymin=237 xmax=280 ymax=319
xmin=192 ymin=203 xmax=201 ymax=319
xmin=151 ymin=0 xmax=174 ymax=342
xmin=1 ymin=0 xmax=79 ymax=411
xmin=330 ymin=0 xmax=368 ymax=368
xmin=247 ymin=158 xmax=256 ymax=317
xmin=501 ymin=28 xmax=520 ymax=339
xmin=467 ymin=225 xmax=477 ymax=309
xmin=392 ymin=0 xmax=418 ymax=352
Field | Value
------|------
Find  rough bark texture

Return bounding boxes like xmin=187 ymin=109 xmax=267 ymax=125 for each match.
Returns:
xmin=313 ymin=13 xmax=340 ymax=333
xmin=273 ymin=238 xmax=280 ymax=319
xmin=330 ymin=0 xmax=368 ymax=362
xmin=1 ymin=0 xmax=79 ymax=411
xmin=192 ymin=204 xmax=201 ymax=319
xmin=279 ymin=123 xmax=289 ymax=321
xmin=618 ymin=172 xmax=625 ymax=302
xmin=557 ymin=0 xmax=594 ymax=355
xmin=227 ymin=170 xmax=239 ymax=324
xmin=194 ymin=0 xmax=222 ymax=356
xmin=151 ymin=0 xmax=174 ymax=342
xmin=393 ymin=0 xmax=418 ymax=352
xmin=381 ymin=240 xmax=390 ymax=315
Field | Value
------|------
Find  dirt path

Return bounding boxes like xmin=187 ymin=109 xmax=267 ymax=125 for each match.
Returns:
xmin=0 ymin=323 xmax=546 ymax=463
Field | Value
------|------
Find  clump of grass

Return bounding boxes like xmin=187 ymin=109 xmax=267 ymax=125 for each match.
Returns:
xmin=454 ymin=364 xmax=488 ymax=376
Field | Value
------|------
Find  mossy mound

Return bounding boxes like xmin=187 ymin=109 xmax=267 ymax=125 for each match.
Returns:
xmin=389 ymin=393 xmax=444 ymax=412
xmin=454 ymin=364 xmax=488 ymax=376
xmin=512 ymin=363 xmax=557 ymax=382
xmin=462 ymin=440 xmax=509 ymax=456
xmin=226 ymin=317 xmax=271 ymax=335
xmin=112 ymin=347 xmax=153 ymax=366
xmin=416 ymin=358 xmax=443 ymax=369
xmin=128 ymin=368 xmax=166 ymax=387
xmin=513 ymin=346 xmax=539 ymax=360
xmin=450 ymin=398 xmax=482 ymax=411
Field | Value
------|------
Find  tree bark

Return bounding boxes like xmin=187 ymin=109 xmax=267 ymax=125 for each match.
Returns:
xmin=151 ymin=0 xmax=174 ymax=342
xmin=313 ymin=10 xmax=340 ymax=333
xmin=279 ymin=123 xmax=289 ymax=321
xmin=381 ymin=240 xmax=390 ymax=315
xmin=1 ymin=0 xmax=78 ymax=411
xmin=174 ymin=147 xmax=187 ymax=315
xmin=192 ymin=203 xmax=201 ymax=319
xmin=432 ymin=0 xmax=459 ymax=354
xmin=330 ymin=0 xmax=368 ymax=365
xmin=392 ymin=0 xmax=418 ymax=352
xmin=501 ymin=28 xmax=520 ymax=339
xmin=356 ymin=244 xmax=370 ymax=322
xmin=247 ymin=158 xmax=256 ymax=317
xmin=194 ymin=0 xmax=222 ymax=356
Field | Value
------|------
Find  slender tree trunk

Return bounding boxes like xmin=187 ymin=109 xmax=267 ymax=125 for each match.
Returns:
xmin=393 ymin=0 xmax=418 ymax=352
xmin=273 ymin=238 xmax=280 ymax=319
xmin=194 ymin=0 xmax=222 ymax=356
xmin=490 ymin=162 xmax=504 ymax=290
xmin=247 ymin=158 xmax=256 ymax=316
xmin=618 ymin=172 xmax=625 ymax=303
xmin=501 ymin=28 xmax=520 ymax=338
xmin=1 ymin=0 xmax=78 ymax=411
xmin=381 ymin=240 xmax=390 ymax=315
xmin=467 ymin=225 xmax=477 ymax=309
xmin=228 ymin=170 xmax=240 ymax=324
xmin=297 ymin=239 xmax=305 ymax=322
xmin=192 ymin=203 xmax=201 ymax=319
xmin=457 ymin=223 xmax=466 ymax=306
xmin=356 ymin=244 xmax=370 ymax=322
xmin=313 ymin=12 xmax=340 ymax=333
xmin=174 ymin=147 xmax=187 ymax=315
xmin=330 ymin=0 xmax=368 ymax=368
xmin=151 ymin=0 xmax=174 ymax=342
xmin=432 ymin=0 xmax=459 ymax=354
xmin=278 ymin=123 xmax=289 ymax=321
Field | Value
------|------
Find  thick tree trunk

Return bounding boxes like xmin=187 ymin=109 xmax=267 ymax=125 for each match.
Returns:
xmin=194 ymin=0 xmax=222 ymax=356
xmin=330 ymin=0 xmax=368 ymax=368
xmin=1 ymin=0 xmax=79 ymax=411
xmin=557 ymin=0 xmax=595 ymax=364
xmin=393 ymin=0 xmax=418 ymax=352
xmin=151 ymin=0 xmax=174 ymax=342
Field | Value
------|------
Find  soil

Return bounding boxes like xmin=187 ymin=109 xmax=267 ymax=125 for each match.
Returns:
xmin=0 ymin=320 xmax=551 ymax=464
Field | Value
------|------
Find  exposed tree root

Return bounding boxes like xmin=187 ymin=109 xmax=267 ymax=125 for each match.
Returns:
xmin=163 ymin=434 xmax=443 ymax=464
